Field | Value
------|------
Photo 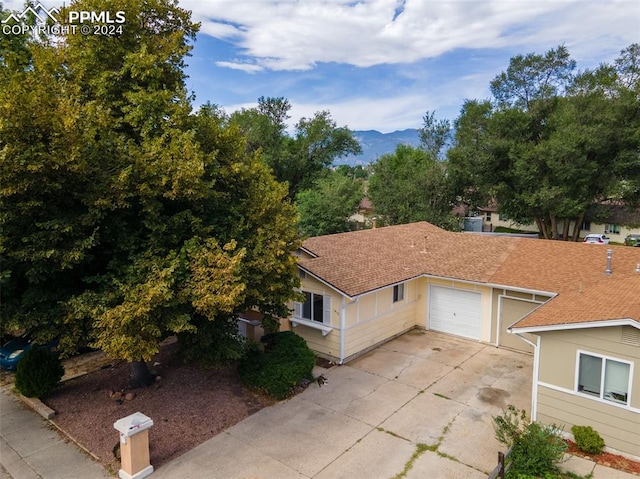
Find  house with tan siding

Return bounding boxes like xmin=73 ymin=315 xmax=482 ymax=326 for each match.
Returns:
xmin=286 ymin=222 xmax=640 ymax=458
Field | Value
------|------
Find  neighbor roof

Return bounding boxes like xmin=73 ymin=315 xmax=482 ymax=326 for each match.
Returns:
xmin=299 ymin=222 xmax=640 ymax=330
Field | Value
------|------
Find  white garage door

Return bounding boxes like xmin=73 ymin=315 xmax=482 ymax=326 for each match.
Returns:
xmin=429 ymin=286 xmax=482 ymax=340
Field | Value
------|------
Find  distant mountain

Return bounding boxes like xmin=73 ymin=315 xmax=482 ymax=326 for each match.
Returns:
xmin=335 ymin=129 xmax=421 ymax=166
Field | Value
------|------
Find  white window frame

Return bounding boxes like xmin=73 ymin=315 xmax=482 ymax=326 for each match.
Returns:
xmin=575 ymin=350 xmax=633 ymax=407
xmin=393 ymin=283 xmax=405 ymax=303
xmin=294 ymin=291 xmax=331 ymax=324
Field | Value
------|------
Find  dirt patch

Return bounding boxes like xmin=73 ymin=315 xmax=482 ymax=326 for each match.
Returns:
xmin=43 ymin=342 xmax=274 ymax=474
xmin=565 ymin=440 xmax=640 ymax=476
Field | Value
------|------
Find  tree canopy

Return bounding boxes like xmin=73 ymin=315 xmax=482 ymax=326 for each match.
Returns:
xmin=1 ymin=0 xmax=301 ymax=385
xmin=296 ymin=170 xmax=364 ymax=237
xmin=448 ymin=44 xmax=640 ymax=240
xmin=231 ymin=98 xmax=362 ymax=197
xmin=368 ymin=145 xmax=459 ymax=230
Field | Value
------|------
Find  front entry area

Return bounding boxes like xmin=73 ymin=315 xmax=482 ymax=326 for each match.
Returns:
xmin=428 ymin=286 xmax=482 ymax=340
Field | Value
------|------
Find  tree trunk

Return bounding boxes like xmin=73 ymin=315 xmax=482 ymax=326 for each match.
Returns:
xmin=550 ymin=214 xmax=558 ymax=240
xmin=571 ymin=212 xmax=586 ymax=242
xmin=562 ymin=218 xmax=571 ymax=241
xmin=535 ymin=217 xmax=548 ymax=239
xmin=129 ymin=360 xmax=155 ymax=389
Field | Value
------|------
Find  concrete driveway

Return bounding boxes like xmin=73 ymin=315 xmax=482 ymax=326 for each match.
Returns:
xmin=153 ymin=330 xmax=533 ymax=479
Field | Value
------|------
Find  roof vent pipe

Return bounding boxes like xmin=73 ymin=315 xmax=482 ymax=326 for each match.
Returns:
xmin=605 ymin=249 xmax=613 ymax=275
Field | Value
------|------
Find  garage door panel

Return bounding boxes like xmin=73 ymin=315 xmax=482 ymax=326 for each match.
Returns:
xmin=429 ymin=286 xmax=482 ymax=340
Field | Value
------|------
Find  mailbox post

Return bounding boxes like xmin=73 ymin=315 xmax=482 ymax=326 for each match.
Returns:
xmin=113 ymin=412 xmax=154 ymax=479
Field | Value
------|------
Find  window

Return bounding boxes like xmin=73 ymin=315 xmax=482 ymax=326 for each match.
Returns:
xmin=605 ymin=224 xmax=620 ymax=234
xmin=485 ymin=213 xmax=492 ymax=221
xmin=577 ymin=352 xmax=631 ymax=405
xmin=581 ymin=221 xmax=591 ymax=231
xmin=295 ymin=291 xmax=330 ymax=324
xmin=393 ymin=283 xmax=404 ymax=303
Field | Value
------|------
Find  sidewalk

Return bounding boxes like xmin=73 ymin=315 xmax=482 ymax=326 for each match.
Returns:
xmin=0 ymin=389 xmax=112 ymax=479
xmin=562 ymin=453 xmax=639 ymax=479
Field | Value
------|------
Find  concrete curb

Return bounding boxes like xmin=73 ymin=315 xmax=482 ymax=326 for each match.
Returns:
xmin=18 ymin=394 xmax=56 ymax=420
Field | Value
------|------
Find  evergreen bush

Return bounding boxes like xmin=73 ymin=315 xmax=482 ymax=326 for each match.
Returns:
xmin=238 ymin=331 xmax=315 ymax=399
xmin=571 ymin=425 xmax=605 ymax=455
xmin=14 ymin=347 xmax=64 ymax=398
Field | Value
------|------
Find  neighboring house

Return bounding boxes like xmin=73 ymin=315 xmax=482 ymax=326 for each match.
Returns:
xmin=474 ymin=203 xmax=640 ymax=240
xmin=285 ymin=222 xmax=640 ymax=458
xmin=475 ymin=205 xmax=539 ymax=234
xmin=349 ymin=197 xmax=375 ymax=229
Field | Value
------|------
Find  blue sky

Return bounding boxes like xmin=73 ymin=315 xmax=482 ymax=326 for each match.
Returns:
xmin=179 ymin=0 xmax=638 ymax=132
xmin=7 ymin=0 xmax=639 ymax=132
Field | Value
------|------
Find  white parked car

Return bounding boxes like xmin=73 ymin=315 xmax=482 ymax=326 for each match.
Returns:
xmin=583 ymin=234 xmax=610 ymax=244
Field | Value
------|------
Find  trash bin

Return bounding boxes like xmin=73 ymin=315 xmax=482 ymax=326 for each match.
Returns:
xmin=113 ymin=412 xmax=154 ymax=479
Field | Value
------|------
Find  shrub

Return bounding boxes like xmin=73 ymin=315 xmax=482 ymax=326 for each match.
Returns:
xmin=571 ymin=425 xmax=605 ymax=455
xmin=15 ymin=347 xmax=65 ymax=398
xmin=493 ymin=406 xmax=567 ymax=479
xmin=178 ymin=316 xmax=247 ymax=367
xmin=508 ymin=422 xmax=567 ymax=478
xmin=238 ymin=331 xmax=315 ymax=399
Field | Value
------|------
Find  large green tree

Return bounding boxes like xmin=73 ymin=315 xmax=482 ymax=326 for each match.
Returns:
xmin=296 ymin=170 xmax=364 ymax=237
xmin=418 ymin=110 xmax=452 ymax=160
xmin=368 ymin=145 xmax=459 ymax=229
xmin=1 ymin=0 xmax=300 ymax=387
xmin=231 ymin=98 xmax=362 ymax=197
xmin=448 ymin=44 xmax=640 ymax=240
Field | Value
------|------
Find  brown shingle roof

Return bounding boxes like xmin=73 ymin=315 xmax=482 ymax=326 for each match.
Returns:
xmin=490 ymin=238 xmax=640 ymax=328
xmin=301 ymin=222 xmax=519 ymax=297
xmin=300 ymin=222 xmax=640 ymax=329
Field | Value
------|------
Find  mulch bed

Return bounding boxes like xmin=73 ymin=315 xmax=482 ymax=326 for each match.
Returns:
xmin=565 ymin=440 xmax=640 ymax=475
xmin=43 ymin=342 xmax=274 ymax=474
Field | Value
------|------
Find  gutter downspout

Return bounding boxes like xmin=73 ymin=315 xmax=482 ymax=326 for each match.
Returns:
xmin=531 ymin=335 xmax=541 ymax=420
xmin=340 ymin=296 xmax=346 ymax=364
xmin=510 ymin=329 xmax=540 ymax=420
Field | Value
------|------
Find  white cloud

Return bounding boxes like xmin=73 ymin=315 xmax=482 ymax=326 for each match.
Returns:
xmin=184 ymin=0 xmax=639 ymax=72
xmin=214 ymin=61 xmax=263 ymax=73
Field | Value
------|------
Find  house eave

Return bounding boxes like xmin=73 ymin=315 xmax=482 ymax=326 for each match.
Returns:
xmin=297 ymin=265 xmax=353 ymax=300
xmin=298 ymin=246 xmax=319 ymax=258
xmin=297 ymin=266 xmax=560 ymax=303
xmin=510 ymin=318 xmax=640 ymax=334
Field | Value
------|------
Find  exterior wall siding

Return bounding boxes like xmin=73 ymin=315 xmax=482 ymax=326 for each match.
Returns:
xmin=537 ymin=385 xmax=640 ymax=457
xmin=343 ymin=299 xmax=417 ymax=360
xmin=564 ymin=220 xmax=639 ymax=241
xmin=289 ymin=273 xmax=342 ymax=359
xmin=536 ymin=328 xmax=640 ymax=457
xmin=293 ymin=274 xmax=423 ymax=362
xmin=342 ymin=278 xmax=420 ymax=361
xmin=293 ymin=326 xmax=342 ymax=361
xmin=480 ymin=215 xmax=640 ymax=239
xmin=494 ymin=290 xmax=550 ymax=354
xmin=538 ymin=329 xmax=640 ymax=403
